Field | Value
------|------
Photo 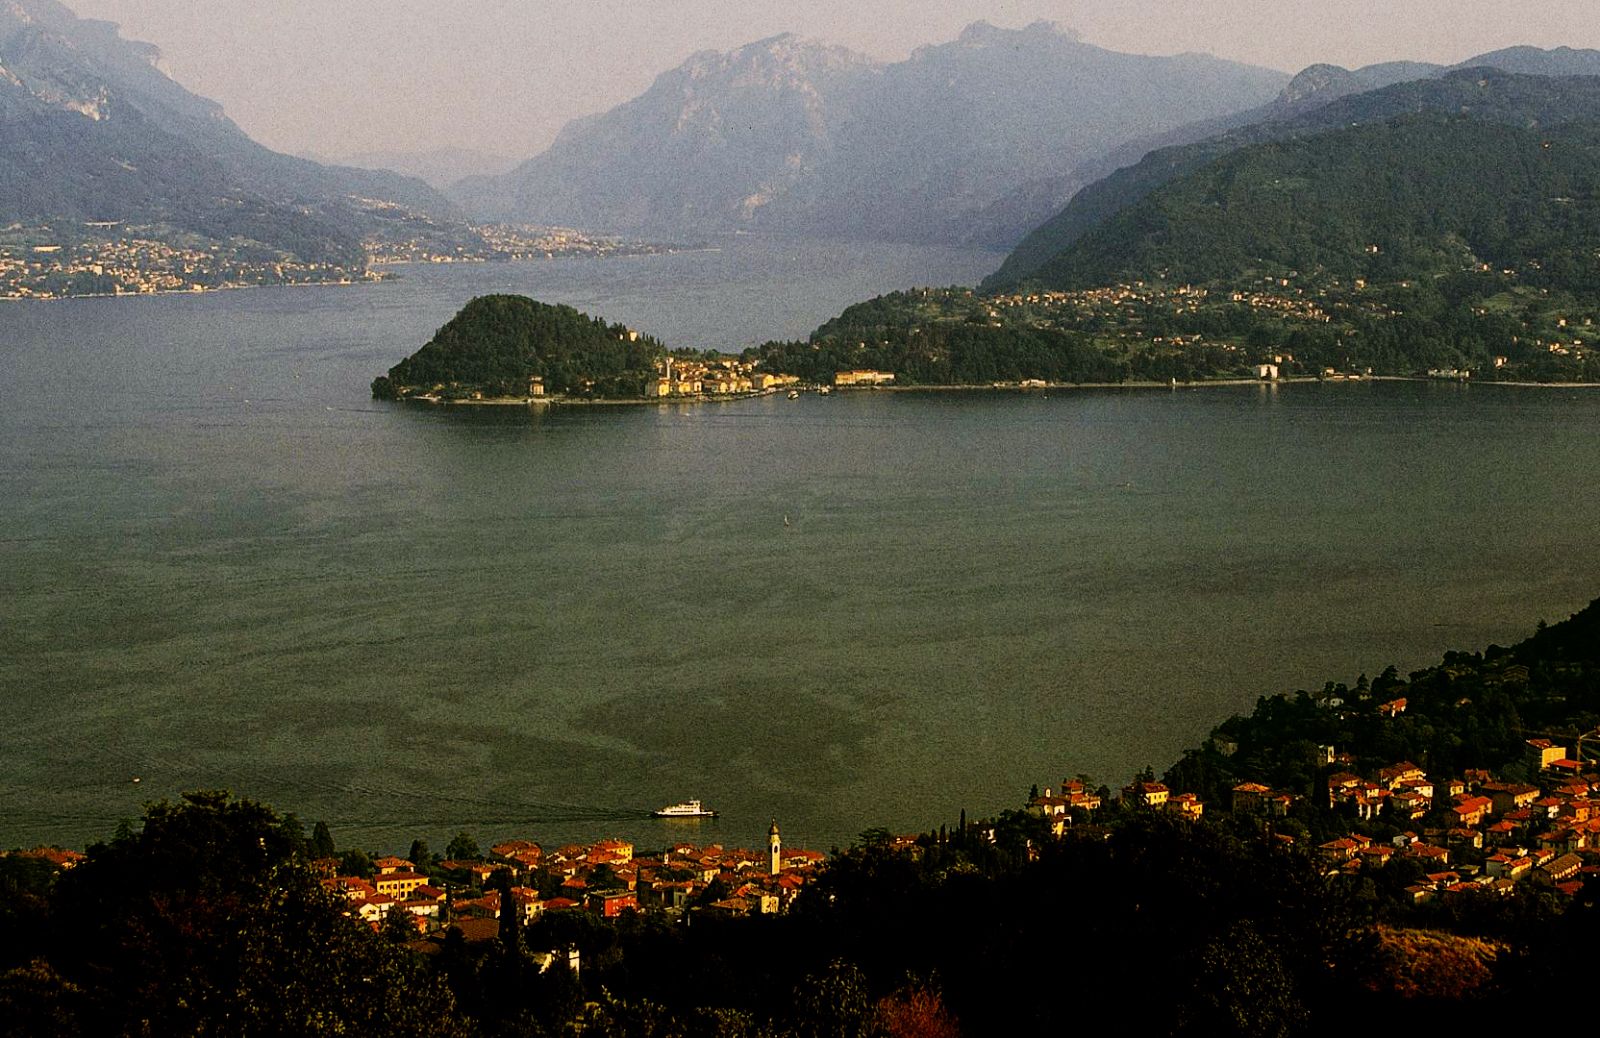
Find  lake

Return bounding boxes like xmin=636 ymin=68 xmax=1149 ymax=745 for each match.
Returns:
xmin=3 ymin=235 xmax=1599 ymax=855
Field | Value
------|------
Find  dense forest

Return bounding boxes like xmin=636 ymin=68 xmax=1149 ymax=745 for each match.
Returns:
xmin=372 ymin=296 xmax=663 ymax=400
xmin=4 ymin=599 xmax=1600 ymax=1035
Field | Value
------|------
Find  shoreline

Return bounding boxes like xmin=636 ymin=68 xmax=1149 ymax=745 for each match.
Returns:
xmin=0 ymin=247 xmax=721 ymax=304
xmin=0 ymin=276 xmax=382 ymax=304
xmin=388 ymin=373 xmax=1600 ymax=408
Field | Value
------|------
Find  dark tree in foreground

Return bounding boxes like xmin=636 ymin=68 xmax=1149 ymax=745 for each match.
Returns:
xmin=2 ymin=791 xmax=468 ymax=1038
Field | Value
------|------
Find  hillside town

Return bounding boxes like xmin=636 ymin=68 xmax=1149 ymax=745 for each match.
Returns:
xmin=319 ymin=823 xmax=826 ymax=945
xmin=3 ymin=823 xmax=827 ymax=951
xmin=18 ymin=727 xmax=1597 ymax=946
xmin=1027 ymin=732 xmax=1600 ymax=901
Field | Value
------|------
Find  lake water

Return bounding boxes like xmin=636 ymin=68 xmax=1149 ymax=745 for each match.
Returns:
xmin=4 ymin=236 xmax=1600 ymax=856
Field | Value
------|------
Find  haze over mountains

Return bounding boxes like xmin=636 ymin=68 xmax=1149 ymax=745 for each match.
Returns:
xmin=451 ymin=22 xmax=1290 ymax=247
xmin=8 ymin=0 xmax=1600 ymax=283
xmin=451 ymin=23 xmax=1600 ymax=251
xmin=311 ymin=148 xmax=520 ymax=192
xmin=0 ymin=0 xmax=462 ymax=266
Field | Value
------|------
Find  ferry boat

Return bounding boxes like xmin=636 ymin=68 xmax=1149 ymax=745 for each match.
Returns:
xmin=653 ymin=799 xmax=717 ymax=818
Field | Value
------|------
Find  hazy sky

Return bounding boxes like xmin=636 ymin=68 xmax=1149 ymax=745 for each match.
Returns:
xmin=64 ymin=0 xmax=1600 ymax=160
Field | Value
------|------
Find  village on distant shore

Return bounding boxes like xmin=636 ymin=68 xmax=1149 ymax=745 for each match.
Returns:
xmin=400 ymin=354 xmax=903 ymax=406
xmin=0 ymin=223 xmax=686 ymax=301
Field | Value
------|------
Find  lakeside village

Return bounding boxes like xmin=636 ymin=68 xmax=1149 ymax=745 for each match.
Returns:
xmin=417 ymin=354 xmax=899 ymax=404
xmin=641 ymin=357 xmax=896 ymax=398
xmin=0 ymin=226 xmax=377 ymax=299
xmin=11 ymin=727 xmax=1600 ymax=945
xmin=364 ymin=222 xmax=693 ymax=266
xmin=0 ymin=221 xmax=686 ymax=300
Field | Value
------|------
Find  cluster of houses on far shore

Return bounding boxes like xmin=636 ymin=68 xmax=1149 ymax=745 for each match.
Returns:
xmin=641 ymin=356 xmax=895 ymax=398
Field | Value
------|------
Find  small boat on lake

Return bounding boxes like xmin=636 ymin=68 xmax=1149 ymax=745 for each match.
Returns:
xmin=653 ymin=799 xmax=717 ymax=818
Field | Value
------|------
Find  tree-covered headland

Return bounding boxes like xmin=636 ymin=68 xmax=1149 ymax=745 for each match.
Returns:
xmin=372 ymin=295 xmax=664 ymax=401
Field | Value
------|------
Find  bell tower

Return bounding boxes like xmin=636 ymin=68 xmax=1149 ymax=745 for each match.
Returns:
xmin=768 ymin=819 xmax=781 ymax=875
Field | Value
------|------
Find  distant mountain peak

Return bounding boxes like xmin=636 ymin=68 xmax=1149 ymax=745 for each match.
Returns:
xmin=455 ymin=22 xmax=1287 ymax=241
xmin=1275 ymin=58 xmax=1449 ymax=109
xmin=1279 ymin=64 xmax=1357 ymax=104
xmin=675 ymin=31 xmax=875 ymax=82
xmin=1451 ymin=44 xmax=1600 ymax=77
xmin=953 ymin=19 xmax=1083 ymax=47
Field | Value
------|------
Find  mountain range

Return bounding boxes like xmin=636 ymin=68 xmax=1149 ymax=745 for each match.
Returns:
xmin=0 ymin=0 xmax=463 ymax=267
xmin=9 ymin=0 xmax=1600 ymax=284
xmin=311 ymin=148 xmax=520 ymax=192
xmin=451 ymin=28 xmax=1600 ymax=253
xmin=451 ymin=22 xmax=1291 ymax=247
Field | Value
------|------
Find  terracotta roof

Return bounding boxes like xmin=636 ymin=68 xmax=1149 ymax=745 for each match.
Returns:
xmin=448 ymin=918 xmax=501 ymax=944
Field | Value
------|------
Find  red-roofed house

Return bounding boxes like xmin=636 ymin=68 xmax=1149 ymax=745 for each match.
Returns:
xmin=1123 ymin=782 xmax=1169 ymax=808
xmin=1452 ymin=796 xmax=1494 ymax=827
xmin=373 ymin=871 xmax=428 ymax=900
xmin=1378 ymin=762 xmax=1425 ymax=788
xmin=355 ymin=894 xmax=396 ymax=924
xmin=1167 ymin=793 xmax=1204 ymax=821
xmin=589 ymin=840 xmax=633 ymax=864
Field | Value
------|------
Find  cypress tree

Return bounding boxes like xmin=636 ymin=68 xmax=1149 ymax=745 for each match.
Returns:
xmin=310 ymin=820 xmax=335 ymax=859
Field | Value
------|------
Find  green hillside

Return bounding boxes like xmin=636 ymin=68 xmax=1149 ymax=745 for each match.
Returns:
xmin=1029 ymin=114 xmax=1600 ymax=291
xmin=987 ymin=70 xmax=1600 ymax=290
xmin=373 ymin=296 xmax=663 ymax=400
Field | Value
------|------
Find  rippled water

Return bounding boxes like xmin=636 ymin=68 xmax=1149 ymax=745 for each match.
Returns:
xmin=4 ymin=237 xmax=1599 ymax=854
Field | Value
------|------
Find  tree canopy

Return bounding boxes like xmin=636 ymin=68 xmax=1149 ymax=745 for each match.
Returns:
xmin=375 ymin=295 xmax=663 ymax=399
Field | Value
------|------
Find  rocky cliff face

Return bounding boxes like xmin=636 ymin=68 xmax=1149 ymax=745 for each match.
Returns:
xmin=453 ymin=33 xmax=876 ymax=231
